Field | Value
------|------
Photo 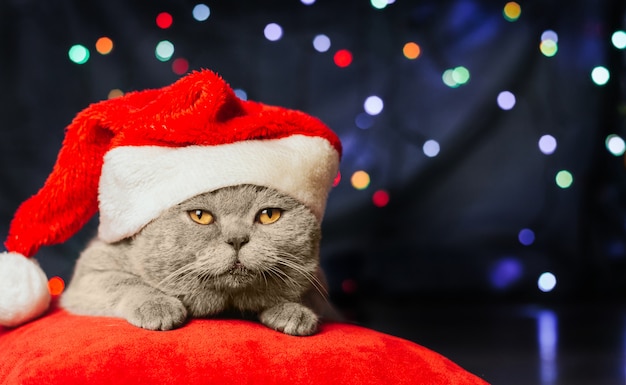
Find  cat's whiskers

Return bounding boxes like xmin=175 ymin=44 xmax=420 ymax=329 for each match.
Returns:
xmin=265 ymin=251 xmax=329 ymax=302
xmin=156 ymin=260 xmax=209 ymax=290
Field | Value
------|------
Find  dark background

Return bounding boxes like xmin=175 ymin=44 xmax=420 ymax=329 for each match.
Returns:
xmin=1 ymin=1 xmax=625 ymax=383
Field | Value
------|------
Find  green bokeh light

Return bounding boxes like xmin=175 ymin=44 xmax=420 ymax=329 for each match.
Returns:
xmin=555 ymin=170 xmax=573 ymax=189
xmin=68 ymin=44 xmax=90 ymax=64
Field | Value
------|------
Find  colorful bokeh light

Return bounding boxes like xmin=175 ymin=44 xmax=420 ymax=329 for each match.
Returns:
xmin=372 ymin=190 xmax=390 ymax=207
xmin=591 ymin=66 xmax=610 ymax=86
xmin=156 ymin=12 xmax=173 ymax=29
xmin=612 ymin=30 xmax=626 ymax=49
xmin=108 ymin=89 xmax=124 ymax=99
xmin=48 ymin=276 xmax=65 ymax=296
xmin=540 ymin=39 xmax=558 ymax=57
xmin=155 ymin=40 xmax=175 ymax=62
xmin=490 ymin=257 xmax=523 ymax=289
xmin=334 ymin=49 xmax=353 ymax=68
xmin=538 ymin=272 xmax=557 ymax=292
xmin=605 ymin=134 xmax=626 ymax=156
xmin=497 ymin=91 xmax=516 ymax=110
xmin=370 ymin=0 xmax=388 ymax=10
xmin=443 ymin=66 xmax=470 ymax=88
xmin=538 ymin=135 xmax=557 ymax=155
xmin=423 ymin=139 xmax=440 ymax=157
xmin=192 ymin=4 xmax=210 ymax=21
xmin=351 ymin=170 xmax=371 ymax=190
xmin=518 ymin=228 xmax=535 ymax=246
xmin=403 ymin=42 xmax=421 ymax=60
xmin=333 ymin=171 xmax=341 ymax=187
xmin=95 ymin=37 xmax=113 ymax=55
xmin=555 ymin=170 xmax=573 ymax=189
xmin=313 ymin=34 xmax=331 ymax=52
xmin=264 ymin=23 xmax=283 ymax=41
xmin=503 ymin=2 xmax=521 ymax=22
xmin=355 ymin=113 xmax=374 ymax=129
xmin=364 ymin=95 xmax=384 ymax=116
xmin=234 ymin=88 xmax=248 ymax=100
xmin=68 ymin=44 xmax=90 ymax=64
xmin=172 ymin=58 xmax=189 ymax=75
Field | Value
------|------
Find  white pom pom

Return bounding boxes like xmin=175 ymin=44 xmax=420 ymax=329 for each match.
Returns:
xmin=0 ymin=251 xmax=50 ymax=327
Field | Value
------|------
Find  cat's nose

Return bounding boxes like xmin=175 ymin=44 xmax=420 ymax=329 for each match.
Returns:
xmin=226 ymin=236 xmax=249 ymax=251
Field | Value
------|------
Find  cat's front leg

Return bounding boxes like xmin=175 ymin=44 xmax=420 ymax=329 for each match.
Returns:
xmin=259 ymin=302 xmax=318 ymax=336
xmin=117 ymin=290 xmax=188 ymax=331
xmin=62 ymin=271 xmax=188 ymax=331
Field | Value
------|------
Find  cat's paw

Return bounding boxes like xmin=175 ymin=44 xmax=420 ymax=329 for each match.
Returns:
xmin=126 ymin=296 xmax=188 ymax=331
xmin=259 ymin=302 xmax=318 ymax=336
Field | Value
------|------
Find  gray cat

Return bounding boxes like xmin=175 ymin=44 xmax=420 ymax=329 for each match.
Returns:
xmin=61 ymin=184 xmax=337 ymax=336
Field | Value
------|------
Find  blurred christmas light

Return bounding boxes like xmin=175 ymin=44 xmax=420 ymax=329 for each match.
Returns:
xmin=95 ymin=37 xmax=113 ymax=55
xmin=192 ymin=4 xmax=210 ymax=21
xmin=518 ymin=228 xmax=535 ymax=246
xmin=591 ymin=66 xmax=610 ymax=86
xmin=503 ymin=2 xmax=521 ymax=22
xmin=372 ymin=190 xmax=390 ymax=207
xmin=605 ymin=134 xmax=626 ymax=156
xmin=538 ymin=272 xmax=557 ymax=292
xmin=423 ymin=139 xmax=440 ymax=157
xmin=452 ymin=66 xmax=470 ymax=85
xmin=155 ymin=40 xmax=175 ymax=62
xmin=108 ymin=89 xmax=124 ymax=99
xmin=333 ymin=171 xmax=341 ymax=187
xmin=68 ymin=44 xmax=90 ymax=64
xmin=490 ymin=257 xmax=523 ymax=289
xmin=540 ymin=39 xmax=558 ymax=57
xmin=541 ymin=30 xmax=559 ymax=43
xmin=313 ymin=34 xmax=331 ymax=52
xmin=334 ymin=49 xmax=353 ymax=67
xmin=234 ymin=88 xmax=248 ymax=100
xmin=612 ymin=30 xmax=626 ymax=49
xmin=351 ymin=170 xmax=371 ymax=190
xmin=156 ymin=12 xmax=173 ymax=29
xmin=264 ymin=23 xmax=283 ymax=41
xmin=403 ymin=42 xmax=421 ymax=59
xmin=172 ymin=58 xmax=189 ymax=75
xmin=442 ymin=69 xmax=459 ymax=88
xmin=555 ymin=170 xmax=573 ymax=189
xmin=364 ymin=95 xmax=384 ymax=116
xmin=355 ymin=113 xmax=374 ymax=129
xmin=48 ymin=276 xmax=65 ymax=296
xmin=443 ymin=66 xmax=470 ymax=87
xmin=497 ymin=91 xmax=516 ymax=110
xmin=370 ymin=0 xmax=388 ymax=10
xmin=301 ymin=0 xmax=316 ymax=5
xmin=538 ymin=135 xmax=557 ymax=155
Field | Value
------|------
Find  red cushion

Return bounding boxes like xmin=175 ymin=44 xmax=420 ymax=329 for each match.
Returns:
xmin=0 ymin=305 xmax=488 ymax=385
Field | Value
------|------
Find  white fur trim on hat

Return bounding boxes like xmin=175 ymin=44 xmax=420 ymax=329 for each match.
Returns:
xmin=98 ymin=134 xmax=340 ymax=243
xmin=0 ymin=252 xmax=50 ymax=327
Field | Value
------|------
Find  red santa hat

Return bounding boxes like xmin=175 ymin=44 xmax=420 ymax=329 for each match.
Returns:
xmin=0 ymin=69 xmax=342 ymax=327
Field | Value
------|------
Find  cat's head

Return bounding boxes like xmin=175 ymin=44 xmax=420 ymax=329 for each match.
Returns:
xmin=127 ymin=184 xmax=321 ymax=298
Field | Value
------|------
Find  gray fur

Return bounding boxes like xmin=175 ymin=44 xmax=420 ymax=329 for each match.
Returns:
xmin=61 ymin=184 xmax=336 ymax=335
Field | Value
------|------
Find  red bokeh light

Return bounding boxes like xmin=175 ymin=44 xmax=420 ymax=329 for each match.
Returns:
xmin=333 ymin=171 xmax=341 ymax=187
xmin=372 ymin=190 xmax=390 ymax=207
xmin=156 ymin=12 xmax=173 ymax=29
xmin=172 ymin=58 xmax=189 ymax=75
xmin=333 ymin=49 xmax=353 ymax=68
xmin=48 ymin=276 xmax=65 ymax=296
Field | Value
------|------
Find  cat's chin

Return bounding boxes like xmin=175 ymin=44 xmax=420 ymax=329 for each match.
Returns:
xmin=220 ymin=265 xmax=257 ymax=288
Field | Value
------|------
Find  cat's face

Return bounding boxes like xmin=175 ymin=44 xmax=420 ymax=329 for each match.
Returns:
xmin=127 ymin=184 xmax=321 ymax=299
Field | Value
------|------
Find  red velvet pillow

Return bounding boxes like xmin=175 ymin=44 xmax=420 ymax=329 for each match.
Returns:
xmin=0 ymin=304 xmax=488 ymax=385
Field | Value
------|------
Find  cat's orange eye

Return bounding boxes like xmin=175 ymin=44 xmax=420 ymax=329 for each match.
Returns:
xmin=188 ymin=209 xmax=214 ymax=225
xmin=256 ymin=208 xmax=282 ymax=225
